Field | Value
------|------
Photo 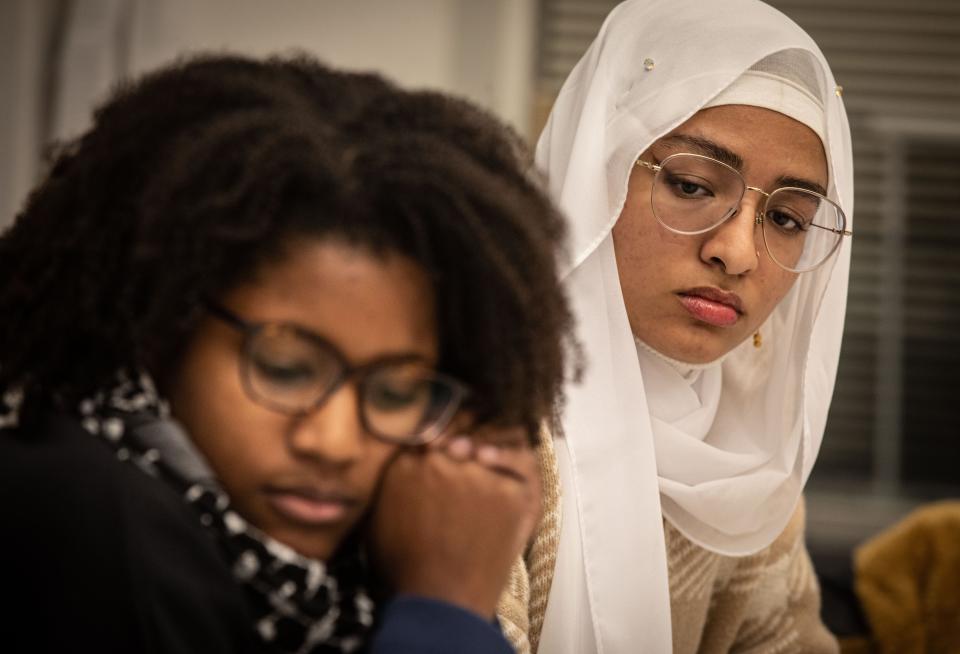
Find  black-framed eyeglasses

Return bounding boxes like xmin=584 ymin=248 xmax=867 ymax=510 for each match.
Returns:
xmin=206 ymin=303 xmax=469 ymax=445
xmin=636 ymin=152 xmax=852 ymax=273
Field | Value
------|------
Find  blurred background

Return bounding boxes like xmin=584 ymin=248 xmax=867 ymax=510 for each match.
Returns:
xmin=2 ymin=0 xmax=958 ymax=563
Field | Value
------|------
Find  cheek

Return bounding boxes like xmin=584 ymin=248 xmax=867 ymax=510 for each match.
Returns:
xmin=613 ymin=209 xmax=695 ymax=294
xmin=613 ymin=205 xmax=655 ymax=283
xmin=753 ymin=266 xmax=799 ymax=320
xmin=197 ymin=404 xmax=283 ymax=473
xmin=171 ymin=339 xmax=283 ymax=481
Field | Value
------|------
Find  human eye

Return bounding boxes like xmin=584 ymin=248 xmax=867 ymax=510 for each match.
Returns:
xmin=663 ymin=172 xmax=714 ymax=199
xmin=765 ymin=190 xmax=822 ymax=235
xmin=765 ymin=208 xmax=808 ymax=234
xmin=250 ymin=353 xmax=317 ymax=388
xmin=366 ymin=377 xmax=430 ymax=412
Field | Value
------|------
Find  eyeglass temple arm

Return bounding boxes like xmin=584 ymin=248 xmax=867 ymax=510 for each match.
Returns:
xmin=204 ymin=301 xmax=254 ymax=331
xmin=635 ymin=159 xmax=660 ymax=172
xmin=808 ymin=223 xmax=853 ymax=237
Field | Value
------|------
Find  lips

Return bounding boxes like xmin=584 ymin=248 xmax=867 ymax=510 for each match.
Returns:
xmin=677 ymin=286 xmax=744 ymax=327
xmin=264 ymin=486 xmax=359 ymax=527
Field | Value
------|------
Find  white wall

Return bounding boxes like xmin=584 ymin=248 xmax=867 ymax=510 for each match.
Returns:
xmin=2 ymin=0 xmax=537 ymax=230
xmin=51 ymin=0 xmax=537 ymax=142
xmin=0 ymin=0 xmax=56 ymax=231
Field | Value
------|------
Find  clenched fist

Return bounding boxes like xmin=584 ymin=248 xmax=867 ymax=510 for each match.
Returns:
xmin=368 ymin=428 xmax=542 ymax=619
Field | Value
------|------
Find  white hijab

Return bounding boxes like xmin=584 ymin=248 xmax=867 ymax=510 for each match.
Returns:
xmin=535 ymin=1 xmax=854 ymax=652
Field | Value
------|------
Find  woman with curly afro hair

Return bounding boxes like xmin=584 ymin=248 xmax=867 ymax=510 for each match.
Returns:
xmin=0 ymin=54 xmax=576 ymax=653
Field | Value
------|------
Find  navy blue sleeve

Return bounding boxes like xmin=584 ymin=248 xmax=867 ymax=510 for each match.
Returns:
xmin=369 ymin=595 xmax=514 ymax=654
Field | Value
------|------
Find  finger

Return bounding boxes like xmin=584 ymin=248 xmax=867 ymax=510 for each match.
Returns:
xmin=442 ymin=411 xmax=476 ymax=439
xmin=419 ymin=445 xmax=536 ymax=507
xmin=473 ymin=447 xmax=539 ymax=486
xmin=426 ymin=431 xmax=455 ymax=451
xmin=494 ymin=447 xmax=542 ymax=511
xmin=474 ymin=444 xmax=517 ymax=469
xmin=476 ymin=442 xmax=538 ymax=475
xmin=470 ymin=424 xmax=529 ymax=447
xmin=443 ymin=436 xmax=474 ymax=461
xmin=423 ymin=446 xmax=520 ymax=488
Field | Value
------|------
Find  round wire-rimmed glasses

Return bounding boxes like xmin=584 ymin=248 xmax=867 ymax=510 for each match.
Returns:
xmin=635 ymin=152 xmax=852 ymax=273
xmin=206 ymin=303 xmax=469 ymax=445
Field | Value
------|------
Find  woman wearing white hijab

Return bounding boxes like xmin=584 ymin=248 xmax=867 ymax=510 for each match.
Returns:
xmin=516 ymin=0 xmax=853 ymax=652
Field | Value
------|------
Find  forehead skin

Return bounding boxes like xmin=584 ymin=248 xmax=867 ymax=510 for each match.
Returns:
xmin=651 ymin=105 xmax=828 ymax=193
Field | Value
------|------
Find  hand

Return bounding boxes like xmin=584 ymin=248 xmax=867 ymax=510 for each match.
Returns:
xmin=368 ymin=426 xmax=542 ymax=619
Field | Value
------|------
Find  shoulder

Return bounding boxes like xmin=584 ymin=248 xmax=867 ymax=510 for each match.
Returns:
xmin=0 ymin=415 xmax=153 ymax=544
xmin=0 ymin=415 xmax=214 ymax=552
xmin=0 ymin=417 xmax=257 ymax=653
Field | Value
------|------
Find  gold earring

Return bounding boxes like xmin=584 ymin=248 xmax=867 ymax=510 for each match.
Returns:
xmin=753 ymin=330 xmax=762 ymax=348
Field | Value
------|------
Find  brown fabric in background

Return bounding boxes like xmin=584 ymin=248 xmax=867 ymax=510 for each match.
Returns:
xmin=853 ymin=501 xmax=960 ymax=654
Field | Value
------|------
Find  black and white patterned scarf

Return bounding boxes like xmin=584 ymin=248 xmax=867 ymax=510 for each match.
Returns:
xmin=0 ymin=371 xmax=374 ymax=653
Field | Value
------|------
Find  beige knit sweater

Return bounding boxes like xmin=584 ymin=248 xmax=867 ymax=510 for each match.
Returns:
xmin=497 ymin=434 xmax=839 ymax=654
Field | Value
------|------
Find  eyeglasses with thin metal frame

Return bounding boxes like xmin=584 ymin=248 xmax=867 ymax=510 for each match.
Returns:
xmin=206 ymin=302 xmax=470 ymax=445
xmin=635 ymin=153 xmax=852 ymax=273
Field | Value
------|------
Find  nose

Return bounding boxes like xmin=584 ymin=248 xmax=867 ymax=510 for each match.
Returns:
xmin=287 ymin=383 xmax=365 ymax=466
xmin=699 ymin=190 xmax=763 ymax=275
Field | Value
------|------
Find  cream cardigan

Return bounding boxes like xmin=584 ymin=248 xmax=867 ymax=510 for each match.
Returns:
xmin=497 ymin=434 xmax=839 ymax=654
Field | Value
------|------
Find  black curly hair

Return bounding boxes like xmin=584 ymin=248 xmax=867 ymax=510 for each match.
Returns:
xmin=0 ymin=54 xmax=577 ymax=440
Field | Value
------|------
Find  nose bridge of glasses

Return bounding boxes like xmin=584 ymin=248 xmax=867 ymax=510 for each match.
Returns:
xmin=310 ymin=367 xmax=353 ymax=410
xmin=710 ymin=185 xmax=766 ymax=266
xmin=309 ymin=360 xmax=406 ymax=433
xmin=717 ymin=185 xmax=766 ymax=226
xmin=287 ymin=379 xmax=367 ymax=462
xmin=738 ymin=185 xmax=768 ymax=224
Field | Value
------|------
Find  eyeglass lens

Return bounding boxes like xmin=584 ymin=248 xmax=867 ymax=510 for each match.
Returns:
xmin=242 ymin=323 xmax=461 ymax=443
xmin=651 ymin=154 xmax=845 ymax=272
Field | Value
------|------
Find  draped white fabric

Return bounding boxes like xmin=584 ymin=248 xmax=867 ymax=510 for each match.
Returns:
xmin=535 ymin=1 xmax=854 ymax=651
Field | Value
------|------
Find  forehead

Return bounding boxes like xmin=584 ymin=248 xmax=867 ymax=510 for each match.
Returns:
xmin=655 ymin=105 xmax=828 ymax=187
xmin=225 ymin=239 xmax=438 ymax=364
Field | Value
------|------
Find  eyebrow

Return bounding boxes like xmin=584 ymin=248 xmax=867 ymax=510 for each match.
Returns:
xmin=776 ymin=176 xmax=828 ymax=197
xmin=656 ymin=133 xmax=828 ymax=197
xmin=657 ymin=134 xmax=743 ymax=170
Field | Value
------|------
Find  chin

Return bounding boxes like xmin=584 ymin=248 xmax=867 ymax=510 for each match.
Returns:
xmin=662 ymin=330 xmax=741 ymax=365
xmin=267 ymin=528 xmax=338 ymax=562
xmin=674 ymin=349 xmax=724 ymax=365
